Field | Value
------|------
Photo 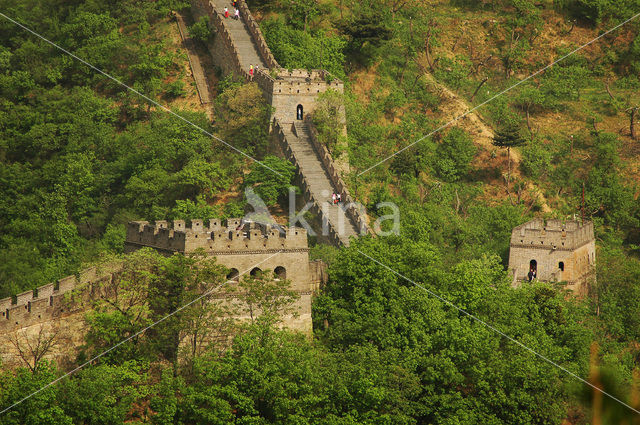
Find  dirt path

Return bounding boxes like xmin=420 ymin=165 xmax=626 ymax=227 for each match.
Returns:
xmin=423 ymin=73 xmax=552 ymax=212
xmin=175 ymin=12 xmax=214 ymax=109
xmin=423 ymin=73 xmax=522 ymax=164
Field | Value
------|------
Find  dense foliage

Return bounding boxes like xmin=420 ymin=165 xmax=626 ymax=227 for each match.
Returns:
xmin=1 ymin=0 xmax=640 ymax=423
xmin=0 ymin=0 xmax=276 ymax=296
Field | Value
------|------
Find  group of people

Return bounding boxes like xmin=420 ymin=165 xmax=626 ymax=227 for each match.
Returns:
xmin=222 ymin=1 xmax=260 ymax=78
xmin=223 ymin=5 xmax=239 ymax=20
xmin=331 ymin=193 xmax=342 ymax=205
xmin=527 ymin=267 xmax=537 ymax=282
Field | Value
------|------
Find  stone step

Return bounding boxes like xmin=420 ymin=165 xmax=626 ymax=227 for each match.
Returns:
xmin=282 ymin=122 xmax=361 ymax=242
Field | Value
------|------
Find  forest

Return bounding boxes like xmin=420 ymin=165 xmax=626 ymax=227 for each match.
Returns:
xmin=1 ymin=0 xmax=640 ymax=423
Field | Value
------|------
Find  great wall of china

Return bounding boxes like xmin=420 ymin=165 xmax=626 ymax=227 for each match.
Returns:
xmin=190 ymin=0 xmax=367 ymax=245
xmin=0 ymin=2 xmax=600 ymax=370
xmin=0 ymin=0 xmax=363 ymax=368
xmin=0 ymin=219 xmax=327 ymax=367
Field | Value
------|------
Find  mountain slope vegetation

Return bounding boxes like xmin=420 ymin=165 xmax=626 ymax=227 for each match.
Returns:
xmin=1 ymin=0 xmax=639 ymax=423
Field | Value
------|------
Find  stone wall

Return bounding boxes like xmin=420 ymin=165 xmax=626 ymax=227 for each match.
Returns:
xmin=302 ymin=117 xmax=369 ymax=235
xmin=0 ymin=266 xmax=122 ymax=368
xmin=237 ymin=0 xmax=278 ymax=68
xmin=1 ymin=218 xmax=327 ymax=368
xmin=188 ymin=0 xmax=359 ymax=243
xmin=273 ymin=120 xmax=349 ymax=245
xmin=0 ymin=266 xmax=119 ymax=335
xmin=191 ymin=0 xmax=250 ymax=80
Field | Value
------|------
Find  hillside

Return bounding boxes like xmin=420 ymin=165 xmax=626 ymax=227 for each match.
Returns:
xmin=1 ymin=0 xmax=640 ymax=423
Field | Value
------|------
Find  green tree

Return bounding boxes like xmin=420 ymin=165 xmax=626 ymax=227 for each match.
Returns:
xmin=492 ymin=121 xmax=526 ymax=185
xmin=212 ymin=83 xmax=271 ymax=156
xmin=188 ymin=17 xmax=213 ymax=43
xmin=312 ymin=89 xmax=345 ymax=155
xmin=243 ymin=155 xmax=297 ymax=207
xmin=0 ymin=361 xmax=72 ymax=425
xmin=433 ymin=127 xmax=477 ymax=182
xmin=285 ymin=0 xmax=320 ymax=31
xmin=58 ymin=361 xmax=151 ymax=425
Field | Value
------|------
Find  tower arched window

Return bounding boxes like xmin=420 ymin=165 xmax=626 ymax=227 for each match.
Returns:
xmin=226 ymin=268 xmax=239 ymax=282
xmin=274 ymin=266 xmax=286 ymax=280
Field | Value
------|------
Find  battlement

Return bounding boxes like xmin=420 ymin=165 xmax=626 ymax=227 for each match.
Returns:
xmin=0 ymin=266 xmax=119 ymax=334
xmin=125 ymin=218 xmax=308 ymax=253
xmin=510 ymin=218 xmax=594 ymax=251
xmin=237 ymin=0 xmax=278 ymax=68
xmin=265 ymin=69 xmax=342 ymax=91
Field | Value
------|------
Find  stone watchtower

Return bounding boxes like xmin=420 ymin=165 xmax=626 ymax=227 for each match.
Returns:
xmin=508 ymin=219 xmax=596 ymax=293
xmin=125 ymin=218 xmax=327 ymax=332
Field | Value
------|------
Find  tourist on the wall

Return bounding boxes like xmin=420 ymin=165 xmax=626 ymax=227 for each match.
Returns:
xmin=224 ymin=6 xmax=229 ymax=18
xmin=234 ymin=8 xmax=239 ymax=19
xmin=249 ymin=64 xmax=254 ymax=77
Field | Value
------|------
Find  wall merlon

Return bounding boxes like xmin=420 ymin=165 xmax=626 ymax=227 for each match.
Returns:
xmin=36 ymin=283 xmax=55 ymax=300
xmin=0 ymin=297 xmax=11 ymax=311
xmin=16 ymin=290 xmax=34 ymax=305
xmin=191 ymin=219 xmax=204 ymax=232
xmin=57 ymin=275 xmax=76 ymax=293
xmin=28 ymin=297 xmax=49 ymax=315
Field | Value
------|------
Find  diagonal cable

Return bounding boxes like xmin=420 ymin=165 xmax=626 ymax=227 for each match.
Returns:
xmin=357 ymin=11 xmax=640 ymax=177
xmin=0 ymin=250 xmax=283 ymax=415
xmin=0 ymin=12 xmax=283 ymax=177
xmin=356 ymin=249 xmax=640 ymax=415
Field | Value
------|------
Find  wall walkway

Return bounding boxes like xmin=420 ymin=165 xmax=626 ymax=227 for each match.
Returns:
xmin=191 ymin=0 xmax=365 ymax=244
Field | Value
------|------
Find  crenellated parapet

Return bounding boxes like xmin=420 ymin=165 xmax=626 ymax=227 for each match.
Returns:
xmin=301 ymin=118 xmax=369 ymax=235
xmin=125 ymin=218 xmax=308 ymax=254
xmin=237 ymin=0 xmax=278 ymax=68
xmin=0 ymin=266 xmax=120 ymax=334
xmin=510 ymin=218 xmax=594 ymax=251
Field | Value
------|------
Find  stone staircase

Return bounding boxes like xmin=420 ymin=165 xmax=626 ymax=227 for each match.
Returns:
xmin=204 ymin=0 xmax=361 ymax=245
xmin=283 ymin=122 xmax=360 ymax=245
xmin=211 ymin=0 xmax=266 ymax=72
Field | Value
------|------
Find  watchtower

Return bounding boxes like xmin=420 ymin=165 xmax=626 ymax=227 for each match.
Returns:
xmin=125 ymin=218 xmax=321 ymax=292
xmin=508 ymin=218 xmax=596 ymax=294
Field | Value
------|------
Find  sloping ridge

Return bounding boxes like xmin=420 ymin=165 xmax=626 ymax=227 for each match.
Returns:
xmin=211 ymin=1 xmax=266 ymax=71
xmin=208 ymin=0 xmax=362 ymax=245
xmin=285 ymin=122 xmax=360 ymax=245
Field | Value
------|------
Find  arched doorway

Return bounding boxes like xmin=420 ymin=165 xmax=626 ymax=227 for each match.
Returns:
xmin=558 ymin=261 xmax=564 ymax=272
xmin=296 ymin=104 xmax=303 ymax=120
xmin=274 ymin=266 xmax=286 ymax=280
xmin=250 ymin=267 xmax=262 ymax=277
xmin=226 ymin=268 xmax=239 ymax=282
xmin=528 ymin=259 xmax=537 ymax=281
